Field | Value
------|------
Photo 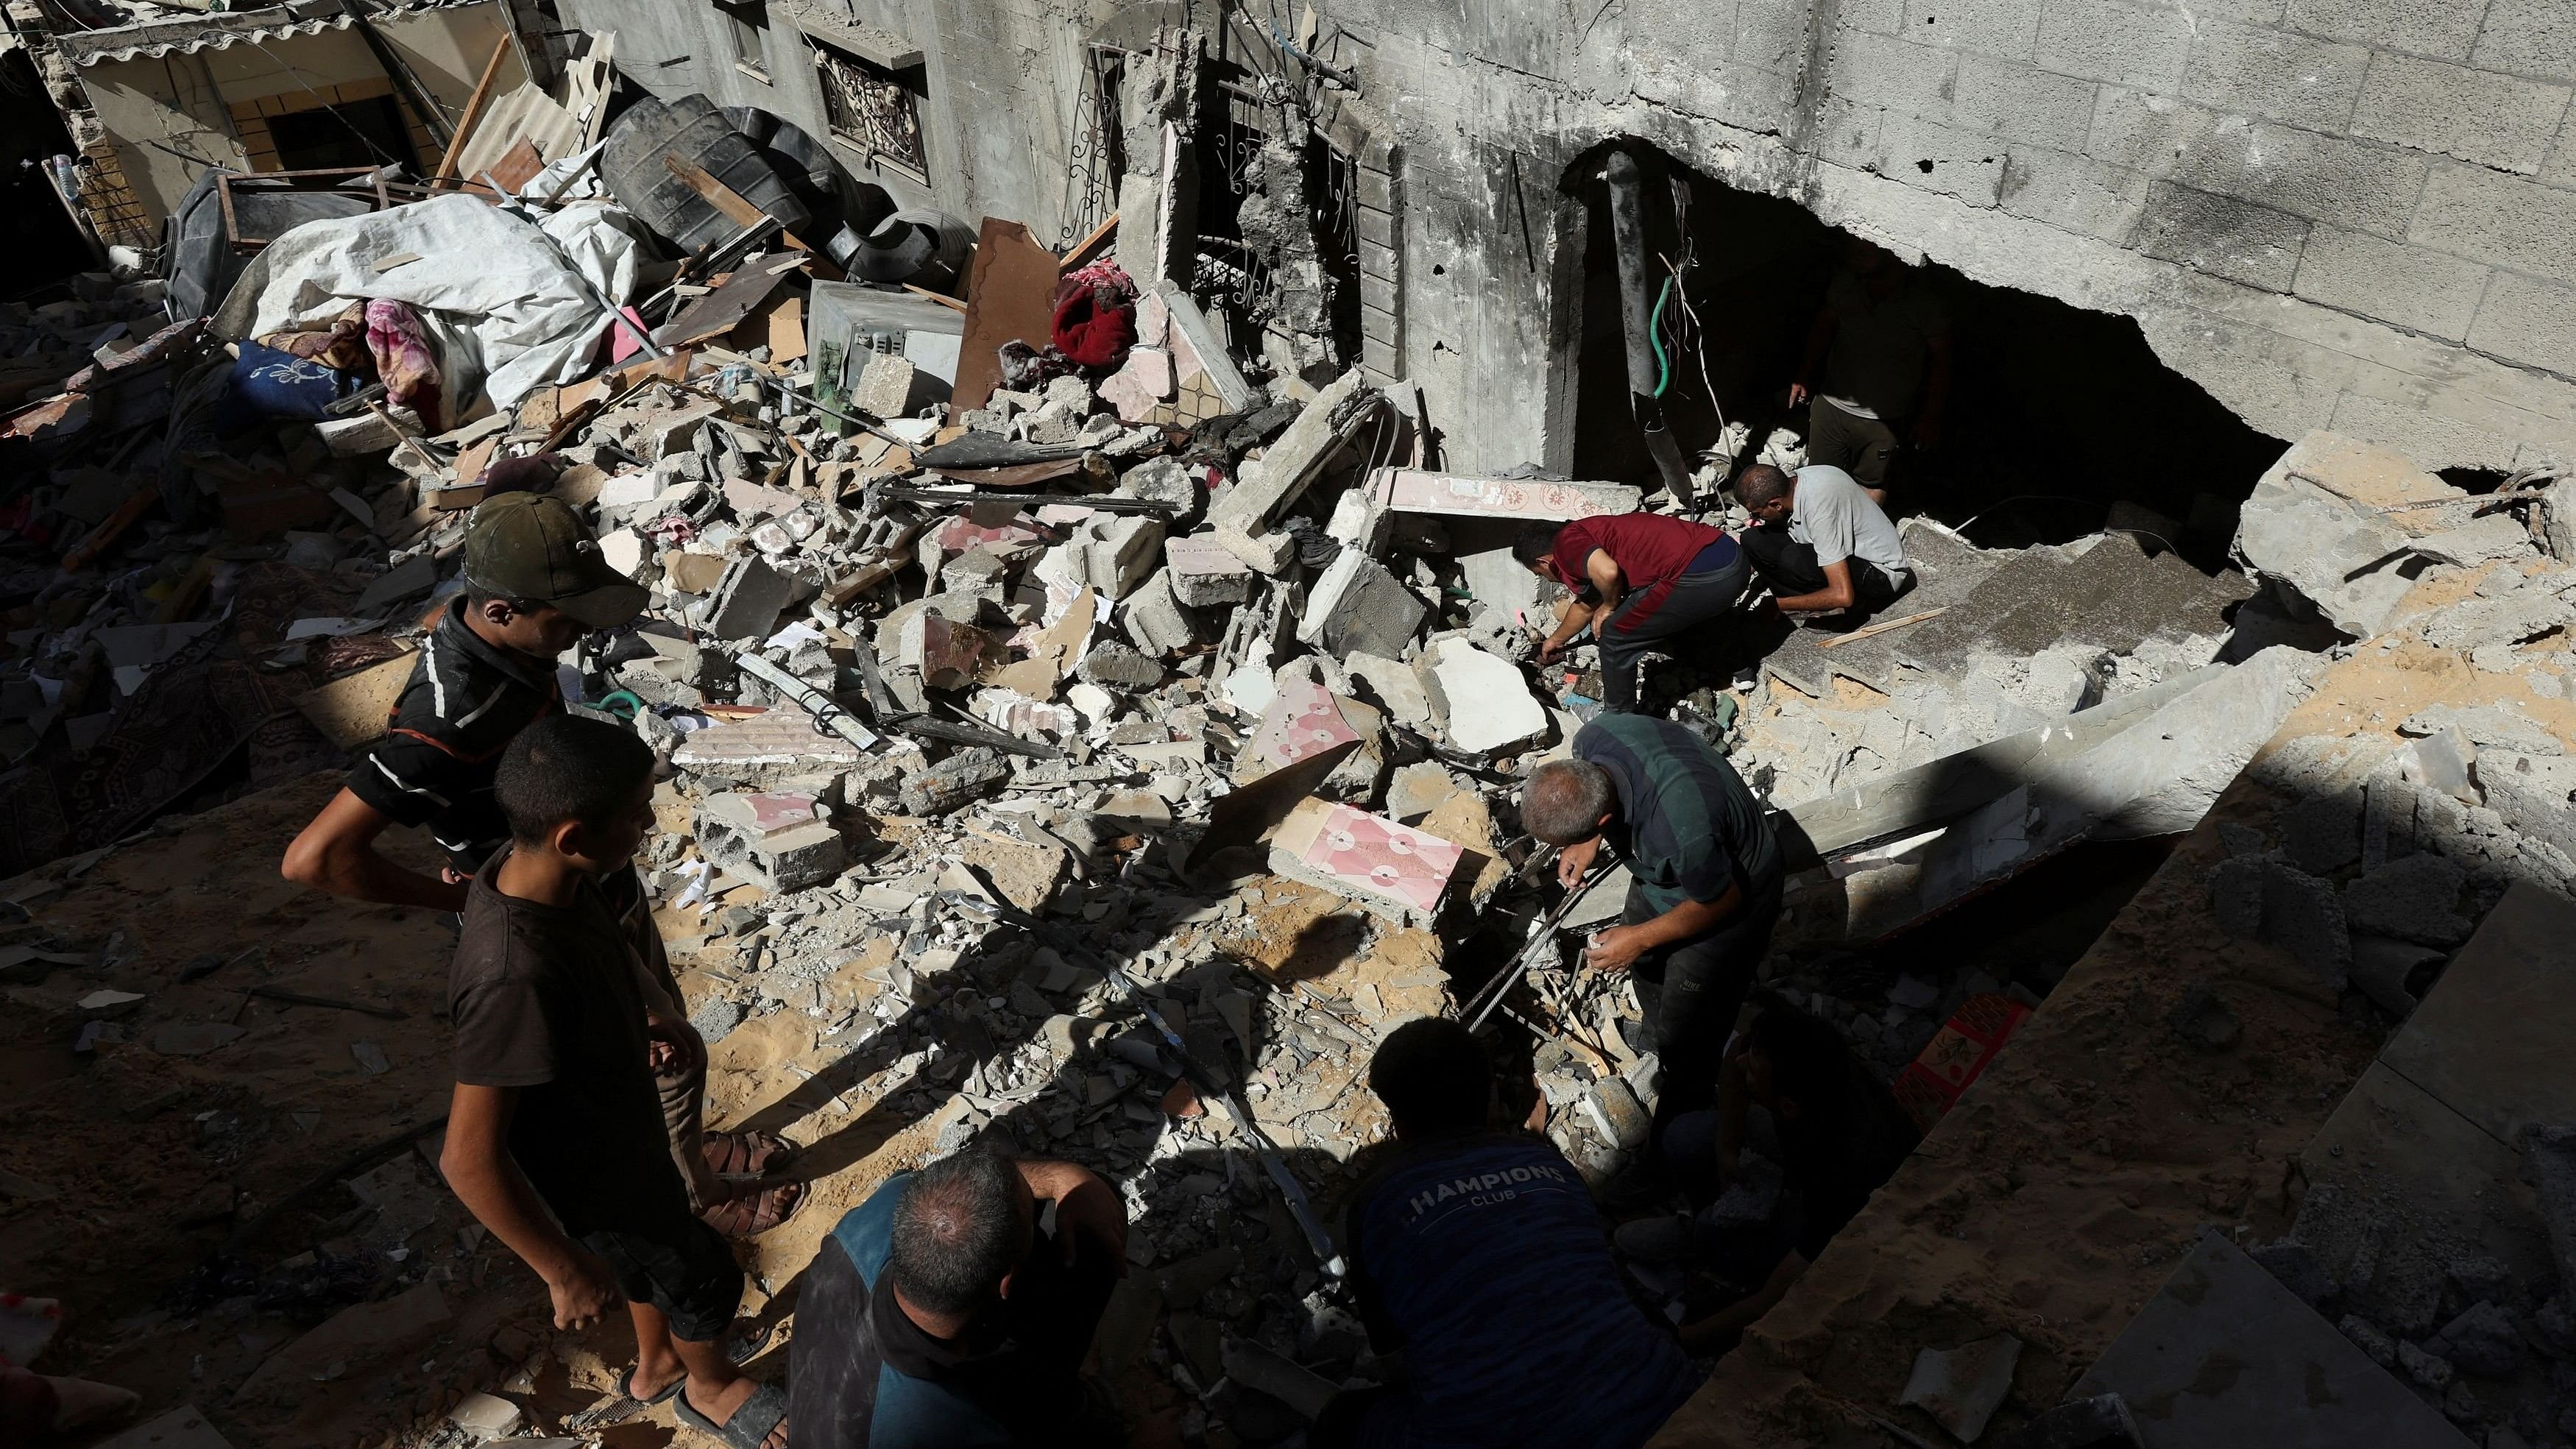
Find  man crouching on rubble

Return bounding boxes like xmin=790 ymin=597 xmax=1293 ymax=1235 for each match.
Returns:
xmin=442 ymin=715 xmax=787 ymax=1449
xmin=282 ymin=493 xmax=802 ymax=1238
xmin=1309 ymin=1017 xmax=1702 ymax=1448
xmin=788 ymin=1147 xmax=1130 ymax=1447
xmin=1521 ymin=715 xmax=1784 ymax=1127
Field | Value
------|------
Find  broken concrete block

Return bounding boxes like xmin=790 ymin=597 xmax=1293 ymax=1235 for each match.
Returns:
xmin=1077 ymin=640 xmax=1164 ymax=692
xmin=670 ymin=701 xmax=865 ymax=784
xmin=1416 ymin=637 xmax=1546 ymax=754
xmin=698 ymin=791 xmax=844 ymax=891
xmin=1384 ymin=760 xmax=1462 ymax=823
xmin=2278 ymin=787 xmax=2362 ymax=874
xmin=665 ymin=550 xmax=729 ymax=595
xmin=2427 ymin=1300 xmax=2522 ymax=1379
xmin=1099 ymin=346 xmax=1174 ymax=422
xmin=1343 ymin=651 xmax=1432 ymax=730
xmin=2476 ymin=752 xmax=2576 ymax=865
xmin=705 ymin=556 xmax=797 ymax=641
xmin=1897 ymin=1334 xmax=2023 ymax=1444
xmin=1164 ymin=534 xmax=1251 ymax=606
xmin=2410 ymin=511 xmax=2534 ymax=567
xmin=852 ymin=353 xmax=919 ymax=419
xmin=2232 ymin=472 xmax=2424 ymax=637
xmin=1299 ymin=550 xmax=1429 ymax=662
xmin=1121 ymin=569 xmax=1197 ymax=656
xmin=896 ymin=612 xmax=993 ymax=691
xmin=956 ymin=832 xmax=1069 ymax=914
xmin=1212 ymin=522 xmax=1297 ymax=576
xmin=1077 ymin=515 xmax=1166 ymax=600
xmin=2344 ymin=854 xmax=2471 ymax=946
xmin=2413 ymin=583 xmax=2576 ymax=650
xmin=896 ymin=747 xmax=1009 ymax=816
xmin=2400 ymin=702 xmax=2561 ymax=757
xmin=1267 ymin=796 xmax=1465 ymax=927
xmin=447 ymin=1391 xmax=523 ymax=1439
xmin=1206 ymin=369 xmax=1377 ymax=536
xmin=1368 ymin=468 xmax=1643 ymax=521
xmin=596 ymin=528 xmax=647 ymax=582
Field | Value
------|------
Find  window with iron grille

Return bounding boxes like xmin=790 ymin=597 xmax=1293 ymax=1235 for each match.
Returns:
xmin=815 ymin=45 xmax=927 ymax=183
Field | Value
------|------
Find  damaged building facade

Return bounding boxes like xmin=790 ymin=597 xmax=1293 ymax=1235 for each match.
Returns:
xmin=559 ymin=0 xmax=2576 ymax=475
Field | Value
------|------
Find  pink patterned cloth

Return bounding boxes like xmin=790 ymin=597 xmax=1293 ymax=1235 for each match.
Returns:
xmin=363 ymin=298 xmax=443 ymax=433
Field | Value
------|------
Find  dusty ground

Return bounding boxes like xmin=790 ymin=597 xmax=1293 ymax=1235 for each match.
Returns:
xmin=1654 ymin=582 xmax=2576 ymax=1446
xmin=0 ymin=771 xmax=553 ymax=1448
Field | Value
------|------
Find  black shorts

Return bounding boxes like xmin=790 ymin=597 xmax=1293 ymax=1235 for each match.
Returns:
xmin=579 ymin=1214 xmax=743 ymax=1342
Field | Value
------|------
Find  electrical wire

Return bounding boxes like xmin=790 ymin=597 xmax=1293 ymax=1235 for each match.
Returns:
xmin=1649 ymin=274 xmax=1674 ymax=398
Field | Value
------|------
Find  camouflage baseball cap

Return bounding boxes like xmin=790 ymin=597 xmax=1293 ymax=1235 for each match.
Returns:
xmin=461 ymin=492 xmax=647 ymax=631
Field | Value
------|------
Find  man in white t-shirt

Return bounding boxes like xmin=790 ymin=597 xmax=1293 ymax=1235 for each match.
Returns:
xmin=1733 ymin=463 xmax=1911 ymax=623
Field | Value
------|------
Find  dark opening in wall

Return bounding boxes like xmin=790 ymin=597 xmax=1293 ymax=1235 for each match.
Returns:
xmin=266 ymin=95 xmax=419 ymax=174
xmin=1562 ymin=142 xmax=2288 ymax=559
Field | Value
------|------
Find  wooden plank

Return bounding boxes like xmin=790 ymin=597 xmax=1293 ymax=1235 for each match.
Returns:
xmin=431 ymin=33 xmax=514 ymax=187
xmin=660 ymin=154 xmax=846 ymax=281
xmin=1816 ymin=606 xmax=1947 ymax=649
xmin=902 ymin=283 xmax=968 ymax=313
xmin=949 ymin=217 xmax=1059 ymax=417
xmin=1061 ymin=210 xmax=1119 ymax=268
xmin=764 ymin=294 xmax=806 ymax=363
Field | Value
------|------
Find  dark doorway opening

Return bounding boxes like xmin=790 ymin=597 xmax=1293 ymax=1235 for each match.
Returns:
xmin=266 ymin=94 xmax=418 ymax=174
xmin=0 ymin=50 xmax=97 ymax=290
xmin=1562 ymin=142 xmax=2287 ymax=560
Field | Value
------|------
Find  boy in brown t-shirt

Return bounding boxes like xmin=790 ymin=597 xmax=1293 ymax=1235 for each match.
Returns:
xmin=438 ymin=715 xmax=786 ymax=1448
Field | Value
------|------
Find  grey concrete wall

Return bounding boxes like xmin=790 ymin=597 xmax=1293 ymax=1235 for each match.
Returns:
xmin=576 ymin=0 xmax=2576 ymax=477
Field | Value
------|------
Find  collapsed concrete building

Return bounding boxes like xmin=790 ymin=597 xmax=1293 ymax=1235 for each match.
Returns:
xmin=3 ymin=0 xmax=2576 ymax=1447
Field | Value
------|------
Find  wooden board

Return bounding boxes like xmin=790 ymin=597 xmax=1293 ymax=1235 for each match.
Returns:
xmin=949 ymin=217 xmax=1060 ymax=417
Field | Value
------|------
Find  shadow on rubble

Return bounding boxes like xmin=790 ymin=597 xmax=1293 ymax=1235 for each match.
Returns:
xmin=723 ymin=855 xmax=1388 ymax=1443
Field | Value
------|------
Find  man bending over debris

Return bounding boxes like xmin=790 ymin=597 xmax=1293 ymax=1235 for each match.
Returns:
xmin=1516 ymin=511 xmax=1749 ymax=714
xmin=1733 ymin=462 xmax=1911 ymax=626
xmin=283 ymin=494 xmax=799 ymax=1236
xmin=1626 ymin=996 xmax=1921 ymax=1355
xmin=788 ymin=1147 xmax=1130 ymax=1448
xmin=440 ymin=715 xmax=788 ymax=1449
xmin=1310 ymin=1017 xmax=1702 ymax=1449
xmin=1521 ymin=716 xmax=1783 ymax=1126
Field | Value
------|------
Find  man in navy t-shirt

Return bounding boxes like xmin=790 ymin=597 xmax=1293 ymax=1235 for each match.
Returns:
xmin=1312 ymin=1018 xmax=1703 ymax=1449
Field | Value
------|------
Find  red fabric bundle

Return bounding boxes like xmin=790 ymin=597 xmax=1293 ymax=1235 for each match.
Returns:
xmin=1050 ymin=259 xmax=1139 ymax=369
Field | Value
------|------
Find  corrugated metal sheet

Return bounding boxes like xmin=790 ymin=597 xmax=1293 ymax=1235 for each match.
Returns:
xmin=57 ymin=0 xmax=484 ymax=67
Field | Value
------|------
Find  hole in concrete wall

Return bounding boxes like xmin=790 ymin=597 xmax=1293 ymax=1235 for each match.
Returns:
xmin=1560 ymin=142 xmax=2287 ymax=560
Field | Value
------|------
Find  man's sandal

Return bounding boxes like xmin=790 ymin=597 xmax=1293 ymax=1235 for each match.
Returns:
xmin=674 ymin=1380 xmax=788 ymax=1449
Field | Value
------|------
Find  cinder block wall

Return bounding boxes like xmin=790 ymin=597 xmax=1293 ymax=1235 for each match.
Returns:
xmin=586 ymin=0 xmax=2576 ymax=477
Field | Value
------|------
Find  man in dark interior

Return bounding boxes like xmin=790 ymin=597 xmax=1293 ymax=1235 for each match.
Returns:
xmin=1621 ymin=995 xmax=1922 ymax=1354
xmin=1733 ymin=462 xmax=1911 ymax=628
xmin=1787 ymin=237 xmax=1953 ymax=503
xmin=788 ymin=1148 xmax=1130 ymax=1448
xmin=1515 ymin=511 xmax=1749 ymax=713
xmin=1309 ymin=1016 xmax=1702 ymax=1449
xmin=1520 ymin=716 xmax=1783 ymax=1129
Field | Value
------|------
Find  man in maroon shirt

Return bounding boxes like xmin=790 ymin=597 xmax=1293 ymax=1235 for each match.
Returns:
xmin=1515 ymin=511 xmax=1748 ymax=713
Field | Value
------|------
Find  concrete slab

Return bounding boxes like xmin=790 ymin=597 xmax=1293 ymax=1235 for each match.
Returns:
xmin=1366 ymin=467 xmax=1641 ymax=521
xmin=2300 ymin=1063 xmax=2552 ymax=1322
xmin=1896 ymin=536 xmax=2247 ymax=681
xmin=1763 ymin=520 xmax=2001 ymax=697
xmin=1267 ymin=796 xmax=1465 ymax=927
xmin=2379 ymin=882 xmax=2576 ymax=1149
xmin=2070 ymin=1230 xmax=2474 ymax=1449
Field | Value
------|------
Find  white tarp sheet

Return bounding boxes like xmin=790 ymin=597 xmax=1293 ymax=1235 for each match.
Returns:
xmin=212 ymin=194 xmax=642 ymax=411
